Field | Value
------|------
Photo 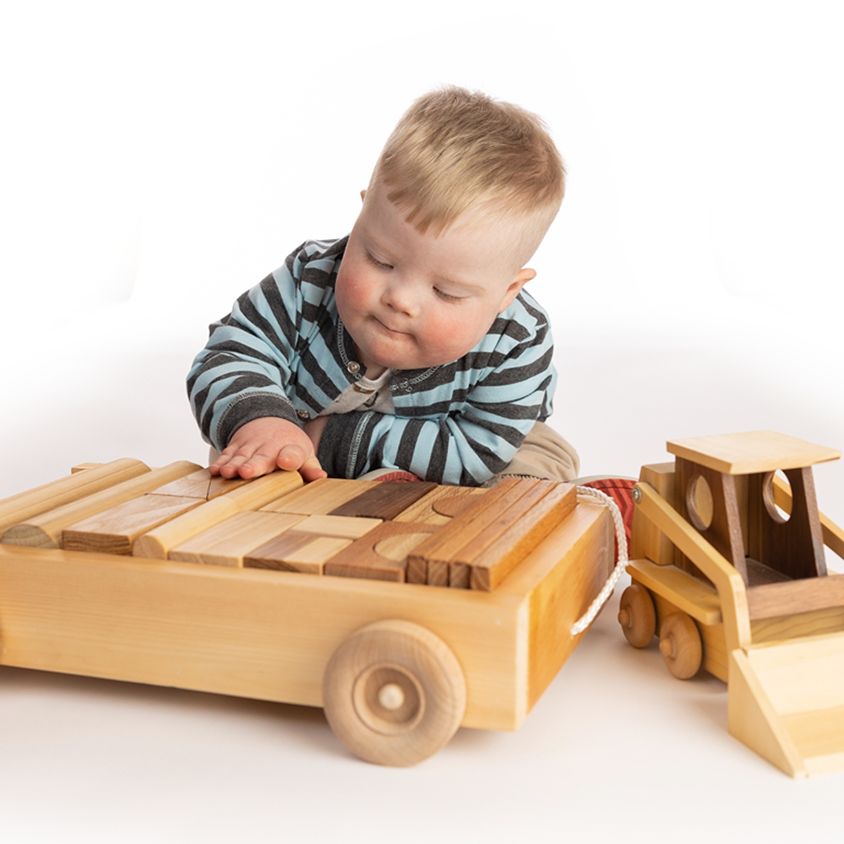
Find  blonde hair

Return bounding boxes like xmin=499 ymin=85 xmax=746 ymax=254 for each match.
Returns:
xmin=370 ymin=86 xmax=565 ymax=264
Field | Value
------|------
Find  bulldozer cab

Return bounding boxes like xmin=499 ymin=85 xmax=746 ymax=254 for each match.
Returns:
xmin=667 ymin=431 xmax=843 ymax=623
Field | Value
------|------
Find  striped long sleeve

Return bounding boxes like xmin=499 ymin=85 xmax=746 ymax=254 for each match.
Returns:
xmin=187 ymin=237 xmax=557 ymax=486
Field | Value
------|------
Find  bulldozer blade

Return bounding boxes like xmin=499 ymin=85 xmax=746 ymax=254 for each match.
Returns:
xmin=728 ymin=634 xmax=844 ymax=778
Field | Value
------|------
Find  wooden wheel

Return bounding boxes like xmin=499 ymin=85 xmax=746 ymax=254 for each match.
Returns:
xmin=322 ymin=620 xmax=466 ymax=766
xmin=618 ymin=584 xmax=657 ymax=648
xmin=659 ymin=612 xmax=702 ymax=679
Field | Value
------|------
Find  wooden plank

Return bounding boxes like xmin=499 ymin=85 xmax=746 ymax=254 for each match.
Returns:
xmin=328 ymin=481 xmax=437 ymax=519
xmin=627 ymin=558 xmax=722 ymax=625
xmin=1 ymin=461 xmax=201 ymax=549
xmin=245 ymin=533 xmax=352 ymax=575
xmin=667 ymin=431 xmax=840 ymax=475
xmin=324 ymin=522 xmax=438 ymax=582
xmin=63 ymin=494 xmax=201 ymax=555
xmin=260 ymin=478 xmax=377 ymax=515
xmin=133 ymin=470 xmax=303 ymax=559
xmin=244 ymin=515 xmax=381 ymax=575
xmin=469 ymin=483 xmax=577 ymax=591
xmin=152 ymin=469 xmax=252 ymax=500
xmin=747 ymin=574 xmax=844 ymax=621
xmin=405 ymin=478 xmax=526 ymax=584
xmin=630 ymin=462 xmax=676 ymax=565
xmin=392 ymin=485 xmax=483 ymax=524
xmin=169 ymin=511 xmax=306 ymax=567
xmin=0 ymin=458 xmax=150 ymax=540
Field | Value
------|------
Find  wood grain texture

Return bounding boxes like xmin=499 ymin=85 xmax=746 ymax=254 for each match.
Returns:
xmin=260 ymin=478 xmax=377 ymax=515
xmin=63 ymin=494 xmax=201 ymax=555
xmin=245 ymin=533 xmax=352 ymax=574
xmin=747 ymin=467 xmax=826 ymax=581
xmin=324 ymin=522 xmax=438 ymax=582
xmin=0 ymin=458 xmax=150 ymax=540
xmin=328 ymin=481 xmax=437 ymax=520
xmin=630 ymin=462 xmax=676 ymax=565
xmin=667 ymin=430 xmax=840 ymax=475
xmin=133 ymin=470 xmax=303 ymax=559
xmin=169 ymin=511 xmax=306 ymax=567
xmin=1 ymin=461 xmax=200 ymax=549
xmin=674 ymin=457 xmax=747 ymax=584
xmin=392 ymin=486 xmax=483 ymax=524
xmin=468 ymin=483 xmax=577 ymax=592
xmin=151 ymin=469 xmax=252 ymax=500
xmin=406 ymin=478 xmax=527 ymax=585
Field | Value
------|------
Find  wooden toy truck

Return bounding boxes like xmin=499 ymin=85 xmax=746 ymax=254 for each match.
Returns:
xmin=0 ymin=461 xmax=612 ymax=766
xmin=619 ymin=431 xmax=844 ymax=777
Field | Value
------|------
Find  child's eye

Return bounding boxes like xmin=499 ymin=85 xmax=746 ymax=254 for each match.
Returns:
xmin=434 ymin=288 xmax=463 ymax=303
xmin=366 ymin=253 xmax=392 ymax=270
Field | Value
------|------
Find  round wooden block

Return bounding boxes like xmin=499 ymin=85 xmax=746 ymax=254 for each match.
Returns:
xmin=618 ymin=584 xmax=656 ymax=648
xmin=322 ymin=620 xmax=466 ymax=766
xmin=659 ymin=612 xmax=702 ymax=679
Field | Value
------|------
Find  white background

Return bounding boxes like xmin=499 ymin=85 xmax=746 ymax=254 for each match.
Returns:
xmin=1 ymin=1 xmax=843 ymax=841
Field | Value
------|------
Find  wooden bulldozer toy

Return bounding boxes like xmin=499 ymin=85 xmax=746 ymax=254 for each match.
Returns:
xmin=620 ymin=430 xmax=844 ymax=777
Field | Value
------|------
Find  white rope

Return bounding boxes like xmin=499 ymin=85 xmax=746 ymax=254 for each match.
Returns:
xmin=569 ymin=485 xmax=631 ymax=636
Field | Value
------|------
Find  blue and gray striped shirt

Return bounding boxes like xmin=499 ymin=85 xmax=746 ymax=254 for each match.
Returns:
xmin=187 ymin=237 xmax=556 ymax=486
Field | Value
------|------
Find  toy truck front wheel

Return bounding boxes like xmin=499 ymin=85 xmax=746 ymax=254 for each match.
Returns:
xmin=322 ymin=620 xmax=467 ymax=766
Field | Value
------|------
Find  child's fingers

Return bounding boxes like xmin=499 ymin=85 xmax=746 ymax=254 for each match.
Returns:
xmin=298 ymin=456 xmax=327 ymax=483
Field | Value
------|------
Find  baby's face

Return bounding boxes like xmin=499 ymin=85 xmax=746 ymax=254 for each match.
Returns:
xmin=335 ymin=185 xmax=534 ymax=373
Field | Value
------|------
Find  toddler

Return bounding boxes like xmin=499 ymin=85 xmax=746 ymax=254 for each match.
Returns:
xmin=188 ymin=86 xmax=579 ymax=486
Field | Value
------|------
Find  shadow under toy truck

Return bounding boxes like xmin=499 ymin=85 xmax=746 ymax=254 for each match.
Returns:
xmin=0 ymin=461 xmax=612 ymax=766
xmin=620 ymin=430 xmax=844 ymax=777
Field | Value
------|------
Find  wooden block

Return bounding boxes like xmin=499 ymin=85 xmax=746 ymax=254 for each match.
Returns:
xmin=133 ymin=470 xmax=303 ymax=559
xmin=260 ymin=478 xmax=377 ymax=515
xmin=169 ymin=511 xmax=306 ymax=567
xmin=667 ymin=430 xmax=840 ymax=475
xmin=287 ymin=514 xmax=382 ymax=538
xmin=627 ymin=559 xmax=722 ymax=626
xmin=324 ymin=522 xmax=438 ymax=583
xmin=328 ymin=481 xmax=437 ymax=520
xmin=71 ymin=463 xmax=102 ymax=473
xmin=244 ymin=515 xmax=382 ymax=575
xmin=0 ymin=458 xmax=150 ymax=540
xmin=469 ymin=483 xmax=577 ymax=591
xmin=630 ymin=462 xmax=675 ymax=564
xmin=245 ymin=533 xmax=352 ymax=574
xmin=747 ymin=574 xmax=844 ymax=621
xmin=1 ymin=461 xmax=201 ymax=549
xmin=152 ymin=469 xmax=252 ymax=501
xmin=393 ymin=486 xmax=484 ymax=524
xmin=405 ymin=478 xmax=525 ymax=584
xmin=63 ymin=494 xmax=201 ymax=555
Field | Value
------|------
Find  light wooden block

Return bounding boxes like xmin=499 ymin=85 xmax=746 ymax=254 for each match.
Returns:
xmin=169 ymin=511 xmax=306 ymax=567
xmin=245 ymin=533 xmax=352 ymax=574
xmin=291 ymin=514 xmax=382 ymax=538
xmin=63 ymin=494 xmax=201 ymax=555
xmin=133 ymin=470 xmax=303 ymax=559
xmin=393 ymin=485 xmax=483 ymax=524
xmin=667 ymin=430 xmax=840 ymax=475
xmin=1 ymin=461 xmax=201 ymax=549
xmin=630 ymin=462 xmax=676 ymax=564
xmin=260 ymin=478 xmax=378 ymax=515
xmin=0 ymin=458 xmax=150 ymax=540
xmin=152 ymin=469 xmax=252 ymax=500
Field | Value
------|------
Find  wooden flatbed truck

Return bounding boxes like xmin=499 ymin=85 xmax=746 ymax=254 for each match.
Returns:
xmin=0 ymin=461 xmax=612 ymax=766
xmin=620 ymin=431 xmax=844 ymax=777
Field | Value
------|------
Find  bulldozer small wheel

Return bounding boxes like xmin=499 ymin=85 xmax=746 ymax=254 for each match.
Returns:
xmin=659 ymin=612 xmax=702 ymax=679
xmin=618 ymin=584 xmax=657 ymax=648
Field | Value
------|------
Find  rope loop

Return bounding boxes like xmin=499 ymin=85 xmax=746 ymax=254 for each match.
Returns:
xmin=569 ymin=485 xmax=630 ymax=636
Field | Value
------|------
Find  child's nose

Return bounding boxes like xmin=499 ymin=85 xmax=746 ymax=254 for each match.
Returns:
xmin=381 ymin=280 xmax=417 ymax=317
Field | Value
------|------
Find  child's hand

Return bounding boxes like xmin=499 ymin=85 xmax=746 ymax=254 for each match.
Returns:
xmin=209 ymin=417 xmax=327 ymax=482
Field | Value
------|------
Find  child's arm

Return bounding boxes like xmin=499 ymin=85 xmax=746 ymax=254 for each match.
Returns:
xmin=209 ymin=417 xmax=327 ymax=481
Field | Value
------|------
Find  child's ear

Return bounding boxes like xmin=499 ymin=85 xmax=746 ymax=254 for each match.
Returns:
xmin=497 ymin=268 xmax=536 ymax=313
xmin=360 ymin=189 xmax=367 ymax=203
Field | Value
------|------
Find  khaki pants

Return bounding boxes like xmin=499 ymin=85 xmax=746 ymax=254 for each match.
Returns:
xmin=494 ymin=420 xmax=579 ymax=483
